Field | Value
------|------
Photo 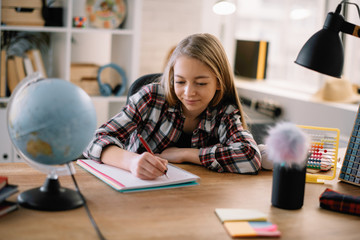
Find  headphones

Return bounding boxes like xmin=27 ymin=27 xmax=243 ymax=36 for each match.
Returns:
xmin=97 ymin=63 xmax=127 ymax=96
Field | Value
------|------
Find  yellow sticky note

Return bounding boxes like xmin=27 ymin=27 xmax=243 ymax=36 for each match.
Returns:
xmin=215 ymin=208 xmax=267 ymax=223
xmin=223 ymin=222 xmax=257 ymax=237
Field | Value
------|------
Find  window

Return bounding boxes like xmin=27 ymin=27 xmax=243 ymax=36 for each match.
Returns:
xmin=234 ymin=0 xmax=359 ymax=92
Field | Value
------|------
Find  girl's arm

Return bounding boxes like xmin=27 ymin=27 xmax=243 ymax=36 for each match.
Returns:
xmin=157 ymin=147 xmax=200 ymax=165
xmin=198 ymin=110 xmax=261 ymax=174
xmin=102 ymin=145 xmax=168 ymax=180
xmin=158 ymin=108 xmax=261 ymax=174
xmin=83 ymin=84 xmax=167 ymax=179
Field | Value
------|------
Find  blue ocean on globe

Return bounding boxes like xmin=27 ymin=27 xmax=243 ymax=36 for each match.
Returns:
xmin=7 ymin=78 xmax=97 ymax=165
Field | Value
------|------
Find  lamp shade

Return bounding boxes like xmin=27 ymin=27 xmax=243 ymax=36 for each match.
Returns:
xmin=295 ymin=28 xmax=344 ymax=78
xmin=295 ymin=11 xmax=346 ymax=78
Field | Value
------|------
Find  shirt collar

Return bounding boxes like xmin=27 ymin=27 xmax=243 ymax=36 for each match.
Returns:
xmin=168 ymin=101 xmax=226 ymax=134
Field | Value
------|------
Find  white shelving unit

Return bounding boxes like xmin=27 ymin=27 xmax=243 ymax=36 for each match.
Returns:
xmin=0 ymin=0 xmax=142 ymax=162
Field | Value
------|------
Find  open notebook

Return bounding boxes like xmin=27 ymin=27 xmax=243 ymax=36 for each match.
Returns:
xmin=77 ymin=159 xmax=200 ymax=193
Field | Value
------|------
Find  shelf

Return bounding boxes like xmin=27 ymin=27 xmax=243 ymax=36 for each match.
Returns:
xmin=70 ymin=27 xmax=134 ymax=35
xmin=0 ymin=0 xmax=142 ymax=162
xmin=0 ymin=0 xmax=141 ymax=90
xmin=0 ymin=25 xmax=68 ymax=33
xmin=0 ymin=26 xmax=134 ymax=34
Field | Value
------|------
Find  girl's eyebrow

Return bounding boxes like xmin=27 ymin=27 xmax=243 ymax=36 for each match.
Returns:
xmin=174 ymin=74 xmax=185 ymax=79
xmin=174 ymin=74 xmax=210 ymax=80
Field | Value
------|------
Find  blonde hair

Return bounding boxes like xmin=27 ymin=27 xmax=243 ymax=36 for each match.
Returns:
xmin=161 ymin=33 xmax=248 ymax=129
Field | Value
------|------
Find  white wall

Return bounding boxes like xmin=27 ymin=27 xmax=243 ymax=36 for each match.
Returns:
xmin=139 ymin=0 xmax=203 ymax=76
xmin=138 ymin=0 xmax=237 ymax=76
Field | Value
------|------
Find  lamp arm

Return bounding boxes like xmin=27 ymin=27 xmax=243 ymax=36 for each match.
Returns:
xmin=341 ymin=21 xmax=360 ymax=38
xmin=333 ymin=1 xmax=360 ymax=38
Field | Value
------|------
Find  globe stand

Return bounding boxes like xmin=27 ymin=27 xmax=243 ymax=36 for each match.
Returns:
xmin=18 ymin=176 xmax=84 ymax=211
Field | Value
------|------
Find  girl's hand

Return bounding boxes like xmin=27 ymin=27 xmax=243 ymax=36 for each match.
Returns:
xmin=157 ymin=147 xmax=201 ymax=165
xmin=130 ymin=152 xmax=168 ymax=180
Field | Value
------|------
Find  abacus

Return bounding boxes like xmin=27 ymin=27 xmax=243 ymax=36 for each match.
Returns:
xmin=298 ymin=125 xmax=340 ymax=184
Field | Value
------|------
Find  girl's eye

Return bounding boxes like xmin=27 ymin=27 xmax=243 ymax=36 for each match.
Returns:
xmin=197 ymin=82 xmax=207 ymax=86
xmin=175 ymin=81 xmax=185 ymax=85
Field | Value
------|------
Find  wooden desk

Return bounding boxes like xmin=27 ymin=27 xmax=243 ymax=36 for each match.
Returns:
xmin=0 ymin=162 xmax=359 ymax=240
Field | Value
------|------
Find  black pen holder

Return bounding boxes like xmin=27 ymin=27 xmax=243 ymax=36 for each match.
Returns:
xmin=271 ymin=163 xmax=306 ymax=210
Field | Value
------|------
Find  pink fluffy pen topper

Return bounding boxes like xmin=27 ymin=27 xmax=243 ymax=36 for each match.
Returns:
xmin=265 ymin=122 xmax=310 ymax=168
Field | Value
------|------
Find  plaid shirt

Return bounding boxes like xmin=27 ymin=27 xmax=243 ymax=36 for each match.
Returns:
xmin=84 ymin=83 xmax=261 ymax=174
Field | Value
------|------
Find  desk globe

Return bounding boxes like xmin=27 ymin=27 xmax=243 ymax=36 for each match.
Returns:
xmin=7 ymin=74 xmax=97 ymax=211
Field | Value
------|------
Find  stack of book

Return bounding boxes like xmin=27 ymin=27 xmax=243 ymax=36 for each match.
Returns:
xmin=0 ymin=48 xmax=47 ymax=98
xmin=0 ymin=176 xmax=18 ymax=217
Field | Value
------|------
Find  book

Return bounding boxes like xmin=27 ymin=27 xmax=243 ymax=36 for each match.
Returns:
xmin=0 ymin=201 xmax=18 ymax=217
xmin=0 ymin=184 xmax=18 ymax=203
xmin=26 ymin=50 xmax=37 ymax=72
xmin=23 ymin=55 xmax=34 ymax=76
xmin=76 ymin=159 xmax=200 ymax=193
xmin=7 ymin=55 xmax=27 ymax=94
xmin=14 ymin=55 xmax=26 ymax=82
xmin=234 ymin=39 xmax=269 ymax=80
xmin=6 ymin=57 xmax=19 ymax=94
xmin=0 ymin=176 xmax=8 ymax=190
xmin=0 ymin=50 xmax=7 ymax=97
xmin=26 ymin=49 xmax=47 ymax=78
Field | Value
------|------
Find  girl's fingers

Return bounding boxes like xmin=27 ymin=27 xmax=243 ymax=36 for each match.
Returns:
xmin=136 ymin=153 xmax=168 ymax=179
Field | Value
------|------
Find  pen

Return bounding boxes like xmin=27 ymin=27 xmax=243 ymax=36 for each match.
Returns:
xmin=138 ymin=134 xmax=168 ymax=178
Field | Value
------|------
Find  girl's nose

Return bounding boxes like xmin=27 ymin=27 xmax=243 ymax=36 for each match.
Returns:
xmin=184 ymin=84 xmax=195 ymax=96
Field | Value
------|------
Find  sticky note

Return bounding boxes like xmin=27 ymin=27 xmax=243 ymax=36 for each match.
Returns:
xmin=249 ymin=221 xmax=277 ymax=231
xmin=223 ymin=222 xmax=257 ymax=237
xmin=214 ymin=208 xmax=267 ymax=223
xmin=224 ymin=221 xmax=281 ymax=238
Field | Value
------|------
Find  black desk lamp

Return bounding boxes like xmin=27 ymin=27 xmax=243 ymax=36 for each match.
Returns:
xmin=295 ymin=1 xmax=360 ymax=78
xmin=295 ymin=1 xmax=360 ymax=188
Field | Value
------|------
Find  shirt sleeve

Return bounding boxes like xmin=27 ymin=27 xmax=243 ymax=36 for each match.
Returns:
xmin=83 ymin=85 xmax=155 ymax=161
xmin=198 ymin=106 xmax=262 ymax=174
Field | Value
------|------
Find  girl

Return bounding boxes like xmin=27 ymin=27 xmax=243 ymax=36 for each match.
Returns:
xmin=83 ymin=33 xmax=262 ymax=180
